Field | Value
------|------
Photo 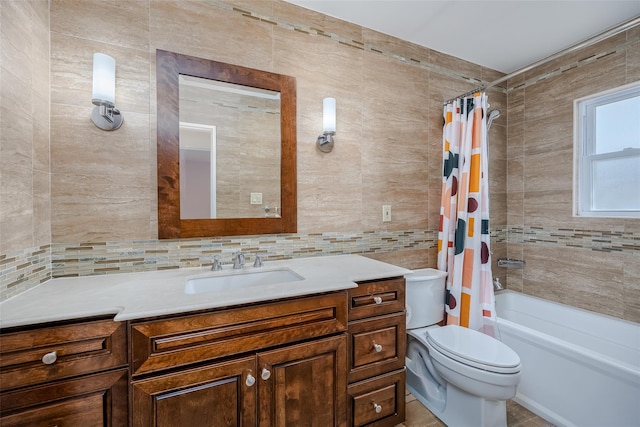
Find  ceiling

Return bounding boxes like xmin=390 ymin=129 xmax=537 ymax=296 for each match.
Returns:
xmin=284 ymin=0 xmax=640 ymax=74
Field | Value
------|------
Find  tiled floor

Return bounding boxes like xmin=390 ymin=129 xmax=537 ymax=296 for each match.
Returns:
xmin=397 ymin=391 xmax=554 ymax=427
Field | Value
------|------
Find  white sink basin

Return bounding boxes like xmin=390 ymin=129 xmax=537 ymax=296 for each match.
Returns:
xmin=185 ymin=268 xmax=304 ymax=294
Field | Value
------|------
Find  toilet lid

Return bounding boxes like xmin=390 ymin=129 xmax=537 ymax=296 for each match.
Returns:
xmin=426 ymin=325 xmax=520 ymax=374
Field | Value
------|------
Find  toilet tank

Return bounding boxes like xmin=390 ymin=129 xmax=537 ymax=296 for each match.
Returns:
xmin=405 ymin=268 xmax=447 ymax=329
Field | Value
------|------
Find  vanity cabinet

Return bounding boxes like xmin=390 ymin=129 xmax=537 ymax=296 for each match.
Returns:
xmin=130 ymin=292 xmax=348 ymax=426
xmin=347 ymin=277 xmax=406 ymax=427
xmin=0 ymin=317 xmax=129 ymax=426
xmin=0 ymin=273 xmax=407 ymax=426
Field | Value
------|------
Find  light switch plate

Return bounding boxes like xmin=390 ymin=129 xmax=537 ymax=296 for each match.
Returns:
xmin=382 ymin=205 xmax=391 ymax=222
xmin=250 ymin=193 xmax=263 ymax=205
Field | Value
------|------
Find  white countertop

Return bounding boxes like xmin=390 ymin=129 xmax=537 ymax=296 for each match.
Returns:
xmin=0 ymin=254 xmax=411 ymax=329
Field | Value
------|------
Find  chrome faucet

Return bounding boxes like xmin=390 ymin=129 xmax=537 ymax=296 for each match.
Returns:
xmin=211 ymin=255 xmax=222 ymax=271
xmin=233 ymin=251 xmax=245 ymax=269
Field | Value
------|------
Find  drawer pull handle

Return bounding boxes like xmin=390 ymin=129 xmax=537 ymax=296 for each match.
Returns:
xmin=373 ymin=403 xmax=382 ymax=413
xmin=42 ymin=351 xmax=57 ymax=365
xmin=245 ymin=374 xmax=256 ymax=387
xmin=373 ymin=343 xmax=383 ymax=353
xmin=261 ymin=368 xmax=271 ymax=381
xmin=373 ymin=296 xmax=383 ymax=305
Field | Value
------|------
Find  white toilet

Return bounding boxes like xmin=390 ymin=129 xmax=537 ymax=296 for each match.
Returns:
xmin=405 ymin=268 xmax=521 ymax=427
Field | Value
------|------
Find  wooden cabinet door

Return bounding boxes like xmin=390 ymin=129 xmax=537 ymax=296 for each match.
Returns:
xmin=0 ymin=368 xmax=128 ymax=427
xmin=131 ymin=356 xmax=257 ymax=427
xmin=257 ymin=334 xmax=347 ymax=427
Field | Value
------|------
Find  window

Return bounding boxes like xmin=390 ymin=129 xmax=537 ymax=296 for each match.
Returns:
xmin=574 ymin=81 xmax=640 ymax=218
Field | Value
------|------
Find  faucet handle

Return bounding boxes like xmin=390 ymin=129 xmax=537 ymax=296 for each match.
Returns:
xmin=253 ymin=254 xmax=263 ymax=268
xmin=211 ymin=255 xmax=222 ymax=271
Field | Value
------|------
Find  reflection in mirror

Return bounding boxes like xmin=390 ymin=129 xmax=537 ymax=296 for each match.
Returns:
xmin=179 ymin=76 xmax=281 ymax=219
xmin=179 ymin=122 xmax=216 ymax=218
xmin=156 ymin=50 xmax=297 ymax=239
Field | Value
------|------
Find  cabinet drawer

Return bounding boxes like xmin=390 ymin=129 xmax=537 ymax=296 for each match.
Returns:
xmin=348 ymin=277 xmax=405 ymax=321
xmin=130 ymin=292 xmax=347 ymax=376
xmin=0 ymin=318 xmax=128 ymax=391
xmin=348 ymin=369 xmax=405 ymax=427
xmin=348 ymin=312 xmax=406 ymax=384
xmin=0 ymin=368 xmax=128 ymax=426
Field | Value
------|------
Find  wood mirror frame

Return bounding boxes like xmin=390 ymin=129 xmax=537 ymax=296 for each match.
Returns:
xmin=156 ymin=50 xmax=297 ymax=239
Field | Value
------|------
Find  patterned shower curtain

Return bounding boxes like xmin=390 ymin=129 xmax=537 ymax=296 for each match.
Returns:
xmin=437 ymin=92 xmax=495 ymax=331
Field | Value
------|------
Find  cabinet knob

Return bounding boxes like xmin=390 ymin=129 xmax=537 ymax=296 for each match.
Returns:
xmin=373 ymin=296 xmax=382 ymax=305
xmin=41 ymin=350 xmax=57 ymax=365
xmin=245 ymin=374 xmax=256 ymax=387
xmin=261 ymin=368 xmax=271 ymax=381
xmin=373 ymin=403 xmax=382 ymax=413
xmin=373 ymin=343 xmax=383 ymax=353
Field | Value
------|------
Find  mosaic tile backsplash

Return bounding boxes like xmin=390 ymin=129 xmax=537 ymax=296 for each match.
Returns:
xmin=1 ymin=245 xmax=52 ymax=301
xmin=2 ymin=226 xmax=637 ymax=303
xmin=50 ymin=229 xmax=436 ymax=278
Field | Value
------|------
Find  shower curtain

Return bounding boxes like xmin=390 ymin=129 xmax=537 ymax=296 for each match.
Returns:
xmin=437 ymin=92 xmax=495 ymax=332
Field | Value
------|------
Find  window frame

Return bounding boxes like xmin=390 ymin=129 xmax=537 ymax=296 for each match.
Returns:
xmin=573 ymin=81 xmax=640 ymax=218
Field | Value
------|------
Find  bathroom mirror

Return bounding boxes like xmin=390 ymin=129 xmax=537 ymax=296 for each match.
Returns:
xmin=157 ymin=50 xmax=297 ymax=238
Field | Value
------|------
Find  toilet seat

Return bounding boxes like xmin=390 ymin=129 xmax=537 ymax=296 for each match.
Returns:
xmin=426 ymin=325 xmax=520 ymax=374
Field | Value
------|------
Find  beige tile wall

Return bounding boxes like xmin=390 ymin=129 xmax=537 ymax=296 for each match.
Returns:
xmin=0 ymin=0 xmax=51 ymax=254
xmin=0 ymin=0 xmax=52 ymax=298
xmin=506 ymin=27 xmax=640 ymax=322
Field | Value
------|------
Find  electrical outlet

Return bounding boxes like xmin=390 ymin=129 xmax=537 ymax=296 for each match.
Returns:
xmin=382 ymin=205 xmax=391 ymax=222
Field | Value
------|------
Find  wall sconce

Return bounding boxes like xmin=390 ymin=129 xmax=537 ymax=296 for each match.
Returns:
xmin=91 ymin=53 xmax=123 ymax=131
xmin=317 ymin=97 xmax=336 ymax=153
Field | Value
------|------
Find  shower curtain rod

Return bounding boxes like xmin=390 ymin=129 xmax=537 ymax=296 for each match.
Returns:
xmin=443 ymin=15 xmax=640 ymax=105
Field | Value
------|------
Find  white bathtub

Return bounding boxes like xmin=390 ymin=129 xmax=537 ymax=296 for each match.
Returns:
xmin=495 ymin=290 xmax=640 ymax=427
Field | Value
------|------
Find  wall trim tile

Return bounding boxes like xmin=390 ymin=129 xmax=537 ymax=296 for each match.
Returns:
xmin=507 ymin=226 xmax=640 ymax=254
xmin=0 ymin=245 xmax=52 ymax=301
xmin=2 ymin=225 xmax=636 ymax=302
xmin=507 ymin=38 xmax=636 ymax=92
xmin=207 ymin=0 xmax=497 ymax=91
xmin=50 ymin=229 xmax=438 ymax=278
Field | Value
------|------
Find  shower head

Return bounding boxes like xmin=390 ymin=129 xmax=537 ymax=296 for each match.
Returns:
xmin=487 ymin=109 xmax=501 ymax=130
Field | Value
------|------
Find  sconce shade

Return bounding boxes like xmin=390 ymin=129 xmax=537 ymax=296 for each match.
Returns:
xmin=322 ymin=97 xmax=336 ymax=133
xmin=92 ymin=53 xmax=116 ymax=105
xmin=317 ymin=97 xmax=336 ymax=152
xmin=91 ymin=53 xmax=123 ymax=131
